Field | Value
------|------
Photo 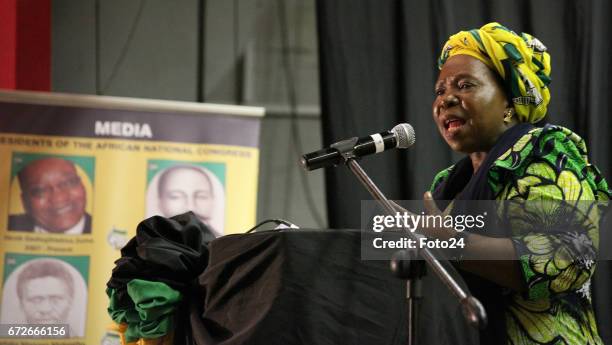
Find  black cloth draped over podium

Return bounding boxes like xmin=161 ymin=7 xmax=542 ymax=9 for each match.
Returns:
xmin=108 ymin=213 xmax=478 ymax=345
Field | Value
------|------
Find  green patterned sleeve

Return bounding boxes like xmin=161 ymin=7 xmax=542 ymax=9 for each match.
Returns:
xmin=500 ymin=132 xmax=605 ymax=301
xmin=429 ymin=165 xmax=454 ymax=193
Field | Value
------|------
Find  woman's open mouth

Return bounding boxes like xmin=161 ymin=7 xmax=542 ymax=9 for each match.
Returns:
xmin=444 ymin=118 xmax=466 ymax=134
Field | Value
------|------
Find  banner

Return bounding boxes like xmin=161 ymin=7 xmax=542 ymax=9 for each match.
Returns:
xmin=0 ymin=90 xmax=263 ymax=344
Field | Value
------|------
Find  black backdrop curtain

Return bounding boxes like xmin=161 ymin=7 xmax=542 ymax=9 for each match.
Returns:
xmin=317 ymin=0 xmax=611 ymax=343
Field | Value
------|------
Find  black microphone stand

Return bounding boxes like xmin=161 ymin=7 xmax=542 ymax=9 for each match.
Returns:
xmin=329 ymin=138 xmax=487 ymax=345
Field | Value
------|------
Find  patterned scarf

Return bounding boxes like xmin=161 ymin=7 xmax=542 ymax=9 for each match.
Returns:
xmin=438 ymin=22 xmax=551 ymax=124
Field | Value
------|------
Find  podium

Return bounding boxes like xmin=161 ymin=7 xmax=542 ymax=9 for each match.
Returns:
xmin=188 ymin=230 xmax=478 ymax=345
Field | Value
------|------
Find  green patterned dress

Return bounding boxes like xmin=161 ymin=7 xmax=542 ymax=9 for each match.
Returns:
xmin=430 ymin=125 xmax=609 ymax=345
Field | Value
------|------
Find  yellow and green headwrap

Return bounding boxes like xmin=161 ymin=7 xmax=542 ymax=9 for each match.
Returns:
xmin=438 ymin=22 xmax=551 ymax=124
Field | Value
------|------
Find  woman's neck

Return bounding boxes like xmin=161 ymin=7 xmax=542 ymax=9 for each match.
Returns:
xmin=468 ymin=120 xmax=522 ymax=174
xmin=469 ymin=152 xmax=487 ymax=174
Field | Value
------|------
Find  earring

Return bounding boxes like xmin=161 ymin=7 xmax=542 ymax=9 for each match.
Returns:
xmin=503 ymin=108 xmax=514 ymax=123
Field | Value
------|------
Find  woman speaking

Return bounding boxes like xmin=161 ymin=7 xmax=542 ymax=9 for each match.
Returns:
xmin=422 ymin=22 xmax=609 ymax=345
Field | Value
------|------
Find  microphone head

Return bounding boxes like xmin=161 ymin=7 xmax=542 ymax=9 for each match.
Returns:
xmin=392 ymin=123 xmax=415 ymax=148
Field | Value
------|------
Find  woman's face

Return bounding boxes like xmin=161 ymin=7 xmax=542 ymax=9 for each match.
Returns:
xmin=432 ymin=54 xmax=510 ymax=153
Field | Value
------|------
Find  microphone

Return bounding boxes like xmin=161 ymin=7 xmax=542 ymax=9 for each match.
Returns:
xmin=300 ymin=123 xmax=415 ymax=171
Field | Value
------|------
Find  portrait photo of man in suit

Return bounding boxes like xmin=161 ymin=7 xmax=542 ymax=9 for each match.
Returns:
xmin=8 ymin=157 xmax=92 ymax=234
xmin=1 ymin=256 xmax=88 ymax=337
xmin=146 ymin=162 xmax=226 ymax=238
